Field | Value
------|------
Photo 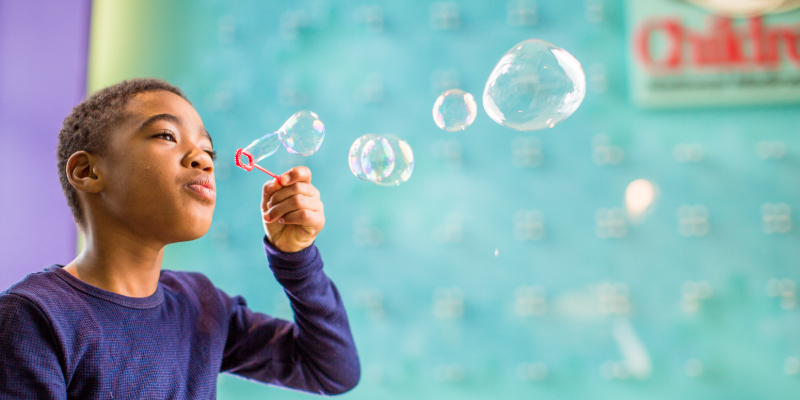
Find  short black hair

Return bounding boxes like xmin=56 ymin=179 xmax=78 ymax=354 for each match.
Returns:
xmin=57 ymin=78 xmax=189 ymax=227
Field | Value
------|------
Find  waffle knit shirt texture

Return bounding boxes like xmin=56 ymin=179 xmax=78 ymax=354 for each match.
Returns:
xmin=0 ymin=238 xmax=360 ymax=399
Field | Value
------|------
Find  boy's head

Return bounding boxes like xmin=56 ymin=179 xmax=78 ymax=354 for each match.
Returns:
xmin=57 ymin=78 xmax=216 ymax=243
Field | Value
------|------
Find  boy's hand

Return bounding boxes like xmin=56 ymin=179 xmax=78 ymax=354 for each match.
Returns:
xmin=262 ymin=167 xmax=325 ymax=253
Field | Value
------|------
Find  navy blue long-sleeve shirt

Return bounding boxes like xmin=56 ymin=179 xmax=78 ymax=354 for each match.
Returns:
xmin=0 ymin=239 xmax=360 ymax=399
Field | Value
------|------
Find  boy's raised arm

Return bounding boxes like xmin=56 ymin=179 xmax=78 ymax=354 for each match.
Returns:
xmin=219 ymin=167 xmax=359 ymax=394
xmin=219 ymin=240 xmax=360 ymax=395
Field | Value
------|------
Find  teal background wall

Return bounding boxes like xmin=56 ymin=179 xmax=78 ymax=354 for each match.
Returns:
xmin=87 ymin=0 xmax=800 ymax=398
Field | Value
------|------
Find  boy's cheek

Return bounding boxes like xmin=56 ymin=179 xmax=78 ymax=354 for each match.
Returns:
xmin=112 ymin=165 xmax=175 ymax=209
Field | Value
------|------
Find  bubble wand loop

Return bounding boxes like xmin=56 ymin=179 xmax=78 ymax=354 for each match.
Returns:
xmin=234 ymin=148 xmax=282 ymax=186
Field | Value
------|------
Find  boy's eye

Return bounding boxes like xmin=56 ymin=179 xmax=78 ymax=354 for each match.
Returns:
xmin=206 ymin=150 xmax=217 ymax=161
xmin=154 ymin=130 xmax=176 ymax=142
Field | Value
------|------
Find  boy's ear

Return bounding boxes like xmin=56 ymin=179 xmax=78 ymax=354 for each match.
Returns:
xmin=66 ymin=151 xmax=104 ymax=194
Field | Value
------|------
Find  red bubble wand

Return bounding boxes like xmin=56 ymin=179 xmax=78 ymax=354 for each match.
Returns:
xmin=234 ymin=148 xmax=282 ymax=186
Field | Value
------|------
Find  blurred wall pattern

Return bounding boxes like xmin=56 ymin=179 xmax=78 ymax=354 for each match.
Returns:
xmin=8 ymin=0 xmax=800 ymax=399
xmin=0 ymin=0 xmax=91 ymax=288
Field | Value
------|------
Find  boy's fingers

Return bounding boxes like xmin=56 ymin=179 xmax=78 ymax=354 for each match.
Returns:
xmin=264 ymin=194 xmax=321 ymax=223
xmin=280 ymin=166 xmax=312 ymax=186
xmin=262 ymin=179 xmax=281 ymax=204
xmin=264 ymin=168 xmax=313 ymax=206
xmin=278 ymin=209 xmax=324 ymax=227
xmin=267 ymin=182 xmax=319 ymax=209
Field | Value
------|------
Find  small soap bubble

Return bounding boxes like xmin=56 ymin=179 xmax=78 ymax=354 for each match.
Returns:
xmin=349 ymin=134 xmax=415 ymax=186
xmin=349 ymin=134 xmax=380 ymax=181
xmin=279 ymin=110 xmax=325 ymax=156
xmin=483 ymin=39 xmax=586 ymax=131
xmin=432 ymin=89 xmax=478 ymax=132
xmin=371 ymin=135 xmax=414 ymax=186
xmin=360 ymin=136 xmax=396 ymax=182
xmin=243 ymin=131 xmax=281 ymax=163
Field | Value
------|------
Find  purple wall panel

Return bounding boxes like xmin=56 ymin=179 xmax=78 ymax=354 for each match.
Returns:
xmin=0 ymin=0 xmax=91 ymax=289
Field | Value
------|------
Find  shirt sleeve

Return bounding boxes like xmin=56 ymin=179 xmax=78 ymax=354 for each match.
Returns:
xmin=219 ymin=238 xmax=360 ymax=395
xmin=0 ymin=293 xmax=67 ymax=399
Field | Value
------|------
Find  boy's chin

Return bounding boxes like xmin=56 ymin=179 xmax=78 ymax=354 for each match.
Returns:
xmin=168 ymin=225 xmax=212 ymax=243
xmin=165 ymin=215 xmax=213 ymax=243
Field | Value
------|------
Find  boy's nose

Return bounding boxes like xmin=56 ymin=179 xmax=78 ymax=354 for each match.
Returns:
xmin=183 ymin=148 xmax=214 ymax=173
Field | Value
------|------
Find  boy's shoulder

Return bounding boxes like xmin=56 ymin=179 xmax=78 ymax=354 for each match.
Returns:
xmin=1 ymin=265 xmax=73 ymax=308
xmin=158 ymin=269 xmax=218 ymax=296
xmin=1 ymin=267 xmax=218 ymax=310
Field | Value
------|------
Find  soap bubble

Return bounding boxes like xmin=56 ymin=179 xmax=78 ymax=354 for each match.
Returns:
xmin=349 ymin=137 xmax=376 ymax=181
xmin=483 ymin=39 xmax=585 ymax=131
xmin=432 ymin=89 xmax=477 ymax=132
xmin=349 ymin=134 xmax=414 ymax=186
xmin=237 ymin=110 xmax=324 ymax=168
xmin=349 ymin=134 xmax=380 ymax=181
xmin=279 ymin=110 xmax=325 ymax=156
xmin=372 ymin=135 xmax=414 ymax=186
xmin=243 ymin=131 xmax=281 ymax=163
xmin=361 ymin=136 xmax=395 ymax=181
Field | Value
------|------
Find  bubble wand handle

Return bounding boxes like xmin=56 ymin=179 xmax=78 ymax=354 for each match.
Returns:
xmin=234 ymin=148 xmax=282 ymax=186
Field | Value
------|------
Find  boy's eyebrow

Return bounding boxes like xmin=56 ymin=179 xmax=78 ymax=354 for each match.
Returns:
xmin=139 ymin=113 xmax=181 ymax=130
xmin=205 ymin=129 xmax=214 ymax=147
xmin=139 ymin=113 xmax=213 ymax=146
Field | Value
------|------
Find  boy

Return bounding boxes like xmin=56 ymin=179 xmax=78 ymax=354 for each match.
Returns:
xmin=0 ymin=79 xmax=360 ymax=398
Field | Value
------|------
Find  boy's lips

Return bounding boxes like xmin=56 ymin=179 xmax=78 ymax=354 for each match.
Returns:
xmin=185 ymin=174 xmax=216 ymax=202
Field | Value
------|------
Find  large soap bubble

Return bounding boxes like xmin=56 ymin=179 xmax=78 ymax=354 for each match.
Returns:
xmin=432 ymin=89 xmax=478 ymax=132
xmin=242 ymin=132 xmax=281 ymax=163
xmin=349 ymin=134 xmax=414 ymax=186
xmin=279 ymin=110 xmax=325 ymax=156
xmin=483 ymin=39 xmax=586 ymax=131
xmin=241 ymin=110 xmax=325 ymax=161
xmin=235 ymin=110 xmax=324 ymax=181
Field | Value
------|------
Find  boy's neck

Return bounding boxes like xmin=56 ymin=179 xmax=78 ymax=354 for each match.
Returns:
xmin=63 ymin=224 xmax=165 ymax=298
